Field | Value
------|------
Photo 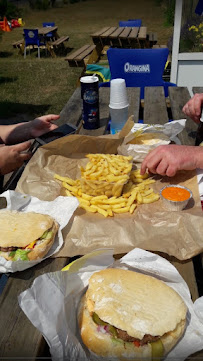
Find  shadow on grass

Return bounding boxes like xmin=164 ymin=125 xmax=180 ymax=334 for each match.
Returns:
xmin=0 ymin=51 xmax=13 ymax=58
xmin=0 ymin=76 xmax=18 ymax=84
xmin=0 ymin=101 xmax=51 ymax=122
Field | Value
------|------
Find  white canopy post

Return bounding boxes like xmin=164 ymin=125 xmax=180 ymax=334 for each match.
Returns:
xmin=170 ymin=0 xmax=183 ymax=84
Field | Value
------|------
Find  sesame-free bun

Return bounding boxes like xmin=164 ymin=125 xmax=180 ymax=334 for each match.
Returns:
xmin=0 ymin=210 xmax=59 ymax=261
xmin=78 ymin=268 xmax=187 ymax=360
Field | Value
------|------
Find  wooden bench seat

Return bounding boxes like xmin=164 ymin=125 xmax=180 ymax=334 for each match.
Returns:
xmin=147 ymin=32 xmax=158 ymax=47
xmin=12 ymin=39 xmax=24 ymax=55
xmin=153 ymin=44 xmax=167 ymax=48
xmin=12 ymin=39 xmax=24 ymax=49
xmin=51 ymin=35 xmax=69 ymax=47
xmin=65 ymin=44 xmax=98 ymax=67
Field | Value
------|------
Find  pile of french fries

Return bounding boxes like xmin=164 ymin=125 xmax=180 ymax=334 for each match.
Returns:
xmin=54 ymin=153 xmax=160 ymax=217
xmin=81 ymin=153 xmax=133 ymax=197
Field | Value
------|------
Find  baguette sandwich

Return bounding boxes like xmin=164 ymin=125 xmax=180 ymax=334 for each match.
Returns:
xmin=78 ymin=268 xmax=187 ymax=360
xmin=0 ymin=210 xmax=59 ymax=261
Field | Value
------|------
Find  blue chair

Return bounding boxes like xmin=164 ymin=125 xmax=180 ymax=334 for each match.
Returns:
xmin=101 ymin=47 xmax=176 ymax=99
xmin=23 ymin=29 xmax=44 ymax=58
xmin=42 ymin=22 xmax=55 ymax=39
xmin=119 ymin=20 xmax=142 ymax=27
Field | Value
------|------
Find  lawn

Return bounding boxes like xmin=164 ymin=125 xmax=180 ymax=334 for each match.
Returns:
xmin=0 ymin=0 xmax=173 ymax=122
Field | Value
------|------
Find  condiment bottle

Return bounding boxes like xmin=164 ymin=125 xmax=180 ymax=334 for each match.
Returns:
xmin=195 ymin=108 xmax=203 ymax=146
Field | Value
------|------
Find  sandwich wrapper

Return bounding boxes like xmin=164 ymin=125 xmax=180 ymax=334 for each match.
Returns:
xmin=18 ymin=248 xmax=203 ymax=361
xmin=117 ymin=119 xmax=186 ymax=162
xmin=0 ymin=190 xmax=79 ymax=273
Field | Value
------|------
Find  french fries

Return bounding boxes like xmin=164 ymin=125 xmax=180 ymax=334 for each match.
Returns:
xmin=54 ymin=153 xmax=160 ymax=217
xmin=80 ymin=154 xmax=133 ymax=197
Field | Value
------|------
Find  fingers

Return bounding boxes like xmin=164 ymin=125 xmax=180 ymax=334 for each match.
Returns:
xmin=140 ymin=148 xmax=161 ymax=175
xmin=182 ymin=94 xmax=203 ymax=123
xmin=14 ymin=141 xmax=31 ymax=152
xmin=37 ymin=114 xmax=60 ymax=123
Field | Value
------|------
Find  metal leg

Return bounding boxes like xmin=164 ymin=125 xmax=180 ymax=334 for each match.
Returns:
xmin=38 ymin=46 xmax=40 ymax=58
xmin=24 ymin=46 xmax=26 ymax=58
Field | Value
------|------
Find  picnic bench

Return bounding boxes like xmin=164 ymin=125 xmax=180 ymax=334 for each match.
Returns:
xmin=147 ymin=31 xmax=158 ymax=47
xmin=12 ymin=26 xmax=69 ymax=57
xmin=65 ymin=44 xmax=99 ymax=67
xmin=12 ymin=38 xmax=24 ymax=54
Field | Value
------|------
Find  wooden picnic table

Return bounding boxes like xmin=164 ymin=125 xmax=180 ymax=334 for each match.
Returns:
xmin=12 ymin=26 xmax=69 ymax=58
xmin=91 ymin=26 xmax=154 ymax=49
xmin=0 ymin=85 xmax=203 ymax=359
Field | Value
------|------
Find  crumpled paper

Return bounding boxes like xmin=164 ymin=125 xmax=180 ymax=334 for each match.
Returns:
xmin=0 ymin=190 xmax=79 ymax=273
xmin=118 ymin=119 xmax=186 ymax=162
xmin=18 ymin=248 xmax=203 ymax=361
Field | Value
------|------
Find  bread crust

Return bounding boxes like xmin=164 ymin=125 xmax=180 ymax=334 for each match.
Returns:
xmin=86 ymin=268 xmax=187 ymax=340
xmin=79 ymin=294 xmax=186 ymax=360
xmin=0 ymin=210 xmax=55 ymax=248
xmin=0 ymin=220 xmax=59 ymax=261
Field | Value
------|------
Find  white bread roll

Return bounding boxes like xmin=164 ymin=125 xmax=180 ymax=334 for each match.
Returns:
xmin=78 ymin=268 xmax=187 ymax=360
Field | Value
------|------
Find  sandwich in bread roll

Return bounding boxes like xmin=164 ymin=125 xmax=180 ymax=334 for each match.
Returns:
xmin=78 ymin=268 xmax=187 ymax=360
xmin=128 ymin=132 xmax=170 ymax=145
xmin=0 ymin=210 xmax=59 ymax=261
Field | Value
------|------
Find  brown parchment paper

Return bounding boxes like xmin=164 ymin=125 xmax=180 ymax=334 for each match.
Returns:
xmin=16 ymin=133 xmax=203 ymax=261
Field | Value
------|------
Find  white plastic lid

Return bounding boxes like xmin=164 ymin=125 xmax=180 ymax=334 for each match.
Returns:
xmin=80 ymin=76 xmax=99 ymax=84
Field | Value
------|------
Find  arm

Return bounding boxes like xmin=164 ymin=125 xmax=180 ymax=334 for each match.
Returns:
xmin=182 ymin=93 xmax=203 ymax=124
xmin=140 ymin=144 xmax=203 ymax=177
xmin=0 ymin=114 xmax=59 ymax=145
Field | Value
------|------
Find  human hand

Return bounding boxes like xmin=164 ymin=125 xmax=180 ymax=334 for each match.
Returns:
xmin=182 ymin=93 xmax=203 ymax=124
xmin=0 ymin=141 xmax=32 ymax=175
xmin=29 ymin=114 xmax=60 ymax=138
xmin=140 ymin=144 xmax=203 ymax=177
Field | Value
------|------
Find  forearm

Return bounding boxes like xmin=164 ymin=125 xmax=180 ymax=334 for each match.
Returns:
xmin=193 ymin=146 xmax=203 ymax=169
xmin=0 ymin=122 xmax=33 ymax=145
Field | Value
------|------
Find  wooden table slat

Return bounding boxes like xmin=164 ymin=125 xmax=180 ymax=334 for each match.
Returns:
xmin=91 ymin=26 xmax=111 ymax=37
xmin=0 ymin=258 xmax=68 ymax=357
xmin=118 ymin=27 xmax=132 ymax=38
xmin=169 ymin=87 xmax=197 ymax=146
xmin=138 ymin=26 xmax=147 ymax=40
xmin=144 ymin=87 xmax=168 ymax=124
xmin=109 ymin=27 xmax=125 ymax=38
xmin=100 ymin=27 xmax=117 ymax=38
xmin=127 ymin=27 xmax=139 ymax=38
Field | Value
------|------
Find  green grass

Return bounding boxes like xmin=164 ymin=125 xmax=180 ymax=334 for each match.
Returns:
xmin=0 ymin=0 xmax=173 ymax=121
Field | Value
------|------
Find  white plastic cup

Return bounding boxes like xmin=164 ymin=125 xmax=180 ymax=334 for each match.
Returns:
xmin=109 ymin=105 xmax=129 ymax=134
xmin=109 ymin=78 xmax=129 ymax=109
xmin=109 ymin=78 xmax=129 ymax=134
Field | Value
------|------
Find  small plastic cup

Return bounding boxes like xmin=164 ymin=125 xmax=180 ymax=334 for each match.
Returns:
xmin=109 ymin=78 xmax=129 ymax=134
xmin=109 ymin=106 xmax=129 ymax=134
xmin=109 ymin=78 xmax=129 ymax=109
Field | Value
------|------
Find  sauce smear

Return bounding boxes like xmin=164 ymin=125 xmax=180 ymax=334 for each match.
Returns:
xmin=162 ymin=187 xmax=190 ymax=202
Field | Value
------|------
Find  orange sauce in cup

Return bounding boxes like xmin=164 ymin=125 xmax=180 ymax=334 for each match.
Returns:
xmin=162 ymin=187 xmax=190 ymax=202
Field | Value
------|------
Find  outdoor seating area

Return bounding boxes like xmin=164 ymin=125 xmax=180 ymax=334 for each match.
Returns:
xmin=12 ymin=24 xmax=69 ymax=58
xmin=1 ymin=1 xmax=203 ymax=360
